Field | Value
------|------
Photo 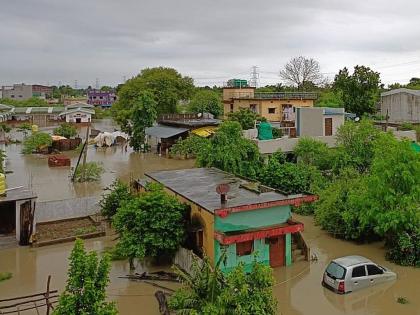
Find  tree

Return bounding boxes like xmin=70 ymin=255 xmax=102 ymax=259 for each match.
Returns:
xmin=169 ymin=256 xmax=277 ymax=314
xmin=100 ymin=86 xmax=114 ymax=92
xmin=333 ymin=66 xmax=381 ymax=116
xmin=228 ymin=108 xmax=260 ymax=130
xmin=100 ymin=180 xmax=133 ymax=220
xmin=334 ymin=119 xmax=380 ymax=173
xmin=114 ymin=67 xmax=194 ymax=128
xmin=259 ymin=152 xmax=322 ymax=195
xmin=22 ymin=132 xmax=52 ymax=154
xmin=53 ymin=239 xmax=117 ymax=315
xmin=315 ymin=90 xmax=342 ymax=108
xmin=188 ymin=90 xmax=222 ymax=117
xmin=279 ymin=56 xmax=323 ymax=90
xmin=112 ymin=183 xmax=186 ymax=269
xmin=129 ymin=91 xmax=157 ymax=151
xmin=170 ymin=135 xmax=209 ymax=158
xmin=197 ymin=121 xmax=262 ymax=179
xmin=53 ymin=123 xmax=77 ymax=139
xmin=294 ymin=137 xmax=333 ymax=171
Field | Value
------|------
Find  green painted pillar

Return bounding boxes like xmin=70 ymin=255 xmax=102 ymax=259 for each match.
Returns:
xmin=285 ymin=233 xmax=292 ymax=266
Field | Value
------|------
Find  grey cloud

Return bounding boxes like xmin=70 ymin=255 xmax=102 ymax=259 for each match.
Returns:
xmin=0 ymin=0 xmax=419 ymax=87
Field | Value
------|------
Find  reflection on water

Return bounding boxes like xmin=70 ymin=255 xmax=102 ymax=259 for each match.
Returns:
xmin=0 ymin=120 xmax=419 ymax=314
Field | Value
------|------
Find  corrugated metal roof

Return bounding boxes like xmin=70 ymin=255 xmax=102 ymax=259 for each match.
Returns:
xmin=145 ymin=125 xmax=188 ymax=138
xmin=381 ymin=88 xmax=420 ymax=97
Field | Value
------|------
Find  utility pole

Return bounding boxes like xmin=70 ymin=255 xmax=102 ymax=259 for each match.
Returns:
xmin=250 ymin=66 xmax=259 ymax=88
xmin=74 ymin=80 xmax=78 ymax=89
xmin=95 ymin=78 xmax=100 ymax=89
xmin=81 ymin=125 xmax=90 ymax=181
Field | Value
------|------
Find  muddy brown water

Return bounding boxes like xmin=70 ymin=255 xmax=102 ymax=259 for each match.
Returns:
xmin=0 ymin=119 xmax=419 ymax=314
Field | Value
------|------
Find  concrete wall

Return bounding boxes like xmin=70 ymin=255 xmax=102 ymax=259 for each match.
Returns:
xmin=222 ymin=87 xmax=255 ymax=101
xmin=324 ymin=114 xmax=345 ymax=136
xmin=381 ymin=92 xmax=420 ymax=122
xmin=35 ymin=196 xmax=99 ymax=223
xmin=296 ymin=107 xmax=324 ymax=136
xmin=256 ymin=136 xmax=337 ymax=154
xmin=223 ymin=98 xmax=314 ymax=121
xmin=2 ymin=84 xmax=33 ymax=100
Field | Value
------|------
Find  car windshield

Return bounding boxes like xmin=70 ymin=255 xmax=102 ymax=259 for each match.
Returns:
xmin=326 ymin=262 xmax=346 ymax=280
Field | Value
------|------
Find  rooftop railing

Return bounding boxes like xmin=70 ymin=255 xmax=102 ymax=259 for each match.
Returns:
xmin=233 ymin=91 xmax=318 ymax=100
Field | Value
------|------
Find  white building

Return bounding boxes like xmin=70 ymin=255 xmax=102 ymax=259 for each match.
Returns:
xmin=59 ymin=103 xmax=95 ymax=123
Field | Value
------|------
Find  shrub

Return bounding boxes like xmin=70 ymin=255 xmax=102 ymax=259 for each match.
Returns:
xmin=386 ymin=230 xmax=420 ymax=267
xmin=0 ymin=272 xmax=12 ymax=282
xmin=170 ymin=135 xmax=209 ymax=157
xmin=272 ymin=127 xmax=283 ymax=139
xmin=100 ymin=180 xmax=133 ymax=220
xmin=73 ymin=162 xmax=104 ymax=182
xmin=53 ymin=123 xmax=77 ymax=138
xmin=22 ymin=132 xmax=52 ymax=154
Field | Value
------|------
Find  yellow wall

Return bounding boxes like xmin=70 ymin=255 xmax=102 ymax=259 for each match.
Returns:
xmin=223 ymin=98 xmax=314 ymax=122
xmin=161 ymin=187 xmax=215 ymax=264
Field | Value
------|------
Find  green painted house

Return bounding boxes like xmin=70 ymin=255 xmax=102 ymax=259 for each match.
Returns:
xmin=145 ymin=168 xmax=317 ymax=272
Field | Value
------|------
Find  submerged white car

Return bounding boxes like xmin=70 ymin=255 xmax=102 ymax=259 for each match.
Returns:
xmin=322 ymin=255 xmax=397 ymax=294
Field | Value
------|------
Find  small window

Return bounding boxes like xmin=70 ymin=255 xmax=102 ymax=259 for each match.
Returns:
xmin=11 ymin=95 xmax=15 ymax=98
xmin=367 ymin=264 xmax=383 ymax=275
xmin=230 ymin=104 xmax=234 ymax=112
xmin=236 ymin=240 xmax=253 ymax=256
xmin=268 ymin=108 xmax=276 ymax=114
xmin=352 ymin=266 xmax=366 ymax=278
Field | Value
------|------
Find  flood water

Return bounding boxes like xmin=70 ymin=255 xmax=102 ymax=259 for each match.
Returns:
xmin=4 ymin=119 xmax=194 ymax=201
xmin=0 ymin=119 xmax=419 ymax=314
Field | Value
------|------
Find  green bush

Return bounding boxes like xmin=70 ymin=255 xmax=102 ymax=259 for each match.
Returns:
xmin=73 ymin=162 xmax=104 ymax=182
xmin=99 ymin=180 xmax=133 ymax=220
xmin=0 ymin=272 xmax=12 ymax=282
xmin=22 ymin=132 xmax=52 ymax=154
xmin=272 ymin=127 xmax=283 ymax=139
xmin=170 ymin=135 xmax=209 ymax=157
xmin=53 ymin=123 xmax=77 ymax=138
xmin=386 ymin=230 xmax=420 ymax=267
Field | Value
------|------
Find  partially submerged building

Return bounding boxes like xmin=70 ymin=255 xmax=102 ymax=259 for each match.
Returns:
xmin=139 ymin=168 xmax=317 ymax=272
xmin=380 ymin=88 xmax=420 ymax=122
xmin=1 ymin=84 xmax=52 ymax=100
xmin=0 ymin=187 xmax=37 ymax=246
xmin=145 ymin=113 xmax=220 ymax=154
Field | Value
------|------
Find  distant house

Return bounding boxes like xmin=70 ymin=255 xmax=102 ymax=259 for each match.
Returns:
xmin=59 ymin=103 xmax=95 ymax=123
xmin=87 ymin=89 xmax=117 ymax=108
xmin=380 ymin=88 xmax=420 ymax=122
xmin=1 ymin=84 xmax=52 ymax=100
xmin=138 ymin=168 xmax=317 ymax=272
xmin=145 ymin=113 xmax=221 ymax=154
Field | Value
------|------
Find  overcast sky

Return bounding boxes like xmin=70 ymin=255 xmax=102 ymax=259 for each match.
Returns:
xmin=1 ymin=0 xmax=419 ymax=88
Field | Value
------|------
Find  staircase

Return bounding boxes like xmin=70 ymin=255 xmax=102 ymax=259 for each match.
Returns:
xmin=292 ymin=232 xmax=310 ymax=263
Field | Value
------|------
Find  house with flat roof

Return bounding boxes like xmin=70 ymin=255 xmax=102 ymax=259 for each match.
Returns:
xmin=222 ymin=85 xmax=318 ymax=123
xmin=138 ymin=167 xmax=317 ymax=272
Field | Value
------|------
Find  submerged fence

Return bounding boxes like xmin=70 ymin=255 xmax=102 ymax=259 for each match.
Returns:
xmin=35 ymin=196 xmax=99 ymax=223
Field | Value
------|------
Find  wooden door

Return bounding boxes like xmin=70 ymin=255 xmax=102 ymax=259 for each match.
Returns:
xmin=19 ymin=201 xmax=32 ymax=245
xmin=269 ymin=236 xmax=285 ymax=267
xmin=325 ymin=118 xmax=333 ymax=136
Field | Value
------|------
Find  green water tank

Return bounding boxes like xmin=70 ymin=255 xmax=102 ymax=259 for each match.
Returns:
xmin=258 ymin=122 xmax=273 ymax=140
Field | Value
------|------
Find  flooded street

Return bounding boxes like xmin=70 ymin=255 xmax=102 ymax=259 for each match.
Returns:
xmin=0 ymin=119 xmax=419 ymax=314
xmin=4 ymin=119 xmax=194 ymax=201
xmin=1 ymin=216 xmax=419 ymax=315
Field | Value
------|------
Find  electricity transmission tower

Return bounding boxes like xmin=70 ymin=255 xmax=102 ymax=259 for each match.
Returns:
xmin=249 ymin=66 xmax=259 ymax=87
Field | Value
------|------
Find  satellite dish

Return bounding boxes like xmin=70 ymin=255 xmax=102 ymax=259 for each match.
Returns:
xmin=197 ymin=112 xmax=202 ymax=118
xmin=216 ymin=183 xmax=230 ymax=195
xmin=355 ymin=117 xmax=360 ymax=122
